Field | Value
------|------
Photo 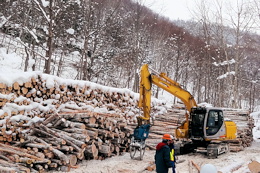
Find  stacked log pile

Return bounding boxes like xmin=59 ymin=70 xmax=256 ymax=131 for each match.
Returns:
xmin=144 ymin=109 xmax=186 ymax=149
xmin=0 ymin=73 xmax=166 ymax=172
xmin=144 ymin=107 xmax=254 ymax=152
xmin=0 ymin=74 xmax=165 ymax=142
xmin=0 ymin=111 xmax=133 ymax=172
xmin=223 ymin=109 xmax=254 ymax=152
xmin=0 ymin=76 xmax=142 ymax=123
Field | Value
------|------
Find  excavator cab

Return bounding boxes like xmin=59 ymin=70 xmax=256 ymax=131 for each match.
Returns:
xmin=189 ymin=107 xmax=225 ymax=140
xmin=189 ymin=107 xmax=230 ymax=140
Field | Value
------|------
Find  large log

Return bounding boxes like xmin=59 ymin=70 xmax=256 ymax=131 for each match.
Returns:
xmin=85 ymin=142 xmax=98 ymax=160
xmin=39 ymin=124 xmax=84 ymax=154
xmin=52 ymin=148 xmax=69 ymax=164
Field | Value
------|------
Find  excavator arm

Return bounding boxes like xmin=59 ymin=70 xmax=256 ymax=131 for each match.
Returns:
xmin=137 ymin=64 xmax=197 ymax=138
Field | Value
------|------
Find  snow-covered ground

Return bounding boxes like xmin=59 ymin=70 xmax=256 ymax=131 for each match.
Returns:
xmin=51 ymin=111 xmax=260 ymax=173
xmin=51 ymin=140 xmax=260 ymax=173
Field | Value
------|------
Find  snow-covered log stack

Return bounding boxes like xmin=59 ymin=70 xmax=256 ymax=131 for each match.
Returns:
xmin=0 ymin=74 xmax=139 ymax=122
xmin=0 ymin=72 xmax=167 ymax=172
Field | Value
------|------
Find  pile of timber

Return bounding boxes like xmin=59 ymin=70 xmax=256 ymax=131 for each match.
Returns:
xmin=0 ymin=76 xmax=141 ymax=123
xmin=223 ymin=109 xmax=254 ymax=152
xmin=145 ymin=109 xmax=185 ymax=149
xmin=0 ymin=74 xmax=165 ymax=143
xmin=144 ymin=106 xmax=254 ymax=152
xmin=0 ymin=111 xmax=133 ymax=172
xmin=0 ymin=73 xmax=166 ymax=172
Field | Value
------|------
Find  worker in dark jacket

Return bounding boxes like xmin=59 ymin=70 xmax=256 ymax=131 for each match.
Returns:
xmin=155 ymin=134 xmax=173 ymax=173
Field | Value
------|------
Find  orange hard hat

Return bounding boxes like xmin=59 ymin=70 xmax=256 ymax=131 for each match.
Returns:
xmin=162 ymin=134 xmax=172 ymax=140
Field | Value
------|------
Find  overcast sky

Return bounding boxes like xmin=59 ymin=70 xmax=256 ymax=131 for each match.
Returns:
xmin=142 ymin=0 xmax=193 ymax=21
xmin=141 ymin=0 xmax=260 ymax=34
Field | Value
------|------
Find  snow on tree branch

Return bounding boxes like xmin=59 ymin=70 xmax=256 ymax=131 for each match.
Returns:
xmin=41 ymin=0 xmax=49 ymax=7
xmin=24 ymin=27 xmax=40 ymax=43
xmin=213 ymin=59 xmax=236 ymax=66
xmin=33 ymin=0 xmax=50 ymax=23
xmin=217 ymin=71 xmax=235 ymax=79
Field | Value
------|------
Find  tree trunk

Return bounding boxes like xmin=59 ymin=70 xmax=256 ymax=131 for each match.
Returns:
xmin=44 ymin=0 xmax=53 ymax=74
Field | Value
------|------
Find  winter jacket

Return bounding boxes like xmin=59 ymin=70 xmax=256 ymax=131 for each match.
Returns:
xmin=155 ymin=142 xmax=172 ymax=173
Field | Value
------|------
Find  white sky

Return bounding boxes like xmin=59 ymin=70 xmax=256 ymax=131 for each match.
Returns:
xmin=141 ymin=0 xmax=193 ymax=21
xmin=142 ymin=0 xmax=260 ymax=33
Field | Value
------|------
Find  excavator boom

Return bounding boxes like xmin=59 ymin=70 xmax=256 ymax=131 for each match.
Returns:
xmin=138 ymin=64 xmax=197 ymax=122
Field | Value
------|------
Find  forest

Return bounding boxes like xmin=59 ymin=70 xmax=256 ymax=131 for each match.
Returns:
xmin=0 ymin=0 xmax=259 ymax=111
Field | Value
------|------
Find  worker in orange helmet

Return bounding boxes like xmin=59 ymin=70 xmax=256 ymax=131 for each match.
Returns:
xmin=154 ymin=134 xmax=173 ymax=173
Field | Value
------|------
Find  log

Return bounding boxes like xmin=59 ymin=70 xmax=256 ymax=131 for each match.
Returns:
xmin=34 ymin=164 xmax=44 ymax=172
xmin=191 ymin=160 xmax=200 ymax=171
xmin=86 ymin=129 xmax=98 ymax=139
xmin=0 ymin=158 xmax=31 ymax=172
xmin=30 ymin=128 xmax=66 ymax=145
xmin=89 ymin=117 xmax=97 ymax=124
xmin=25 ymin=143 xmax=51 ymax=150
xmin=99 ymin=145 xmax=111 ymax=154
xmin=19 ymin=157 xmax=35 ymax=164
xmin=60 ymin=165 xmax=70 ymax=172
xmin=85 ymin=142 xmax=98 ymax=159
xmin=0 ymin=166 xmax=16 ymax=173
xmin=49 ymin=162 xmax=58 ymax=168
xmin=52 ymin=129 xmax=87 ymax=149
xmin=63 ymin=128 xmax=88 ymax=136
xmin=39 ymin=124 xmax=83 ymax=152
xmin=146 ymin=163 xmax=156 ymax=171
xmin=21 ymin=87 xmax=28 ymax=95
xmin=42 ymin=114 xmax=59 ymax=125
xmin=13 ymin=82 xmax=20 ymax=90
xmin=0 ymin=145 xmax=42 ymax=161
xmin=68 ymin=154 xmax=77 ymax=166
xmin=52 ymin=148 xmax=69 ymax=164
xmin=248 ymin=161 xmax=260 ymax=173
xmin=53 ymin=118 xmax=66 ymax=127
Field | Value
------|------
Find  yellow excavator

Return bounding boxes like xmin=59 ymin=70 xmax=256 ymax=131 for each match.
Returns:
xmin=132 ymin=64 xmax=237 ymax=158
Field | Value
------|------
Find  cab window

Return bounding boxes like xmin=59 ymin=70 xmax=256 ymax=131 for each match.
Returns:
xmin=206 ymin=110 xmax=223 ymax=136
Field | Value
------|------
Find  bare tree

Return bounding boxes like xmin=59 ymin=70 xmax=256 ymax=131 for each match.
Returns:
xmin=226 ymin=0 xmax=256 ymax=108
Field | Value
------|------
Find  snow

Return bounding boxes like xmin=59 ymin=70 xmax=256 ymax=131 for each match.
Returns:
xmin=217 ymin=71 xmax=236 ymax=80
xmin=40 ymin=0 xmax=50 ymax=7
xmin=0 ymin=16 xmax=7 ymax=28
xmin=49 ymin=137 xmax=260 ymax=173
xmin=66 ymin=28 xmax=75 ymax=35
xmin=0 ymin=48 xmax=23 ymax=73
xmin=33 ymin=0 xmax=50 ymax=22
xmin=213 ymin=59 xmax=236 ymax=67
xmin=198 ymin=102 xmax=213 ymax=107
xmin=25 ymin=27 xmax=40 ymax=43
